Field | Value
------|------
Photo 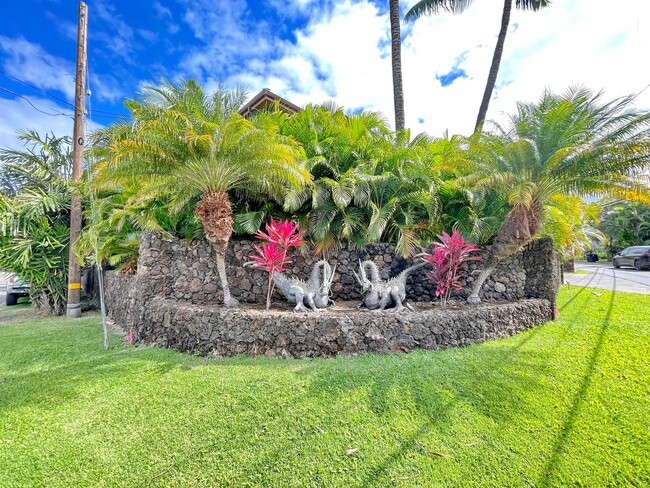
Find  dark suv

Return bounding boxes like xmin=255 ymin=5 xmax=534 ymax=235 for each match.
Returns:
xmin=612 ymin=246 xmax=650 ymax=270
xmin=5 ymin=274 xmax=30 ymax=306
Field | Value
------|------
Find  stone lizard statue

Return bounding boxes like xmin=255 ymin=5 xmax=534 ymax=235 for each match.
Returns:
xmin=353 ymin=259 xmax=426 ymax=312
xmin=273 ymin=260 xmax=336 ymax=312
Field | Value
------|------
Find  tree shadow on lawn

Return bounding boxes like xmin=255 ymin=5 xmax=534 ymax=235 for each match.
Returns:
xmin=294 ymin=324 xmax=550 ymax=485
xmin=0 ymin=336 xmax=195 ymax=417
xmin=537 ymin=277 xmax=617 ymax=487
xmin=295 ymin=286 xmax=612 ymax=486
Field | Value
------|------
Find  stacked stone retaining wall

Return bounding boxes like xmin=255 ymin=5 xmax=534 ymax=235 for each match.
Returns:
xmin=131 ymin=233 xmax=557 ymax=305
xmin=103 ymin=233 xmax=559 ymax=357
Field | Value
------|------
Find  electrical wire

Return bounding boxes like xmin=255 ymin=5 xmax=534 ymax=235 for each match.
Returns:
xmin=0 ymin=69 xmax=124 ymax=117
xmin=0 ymin=85 xmax=73 ymax=117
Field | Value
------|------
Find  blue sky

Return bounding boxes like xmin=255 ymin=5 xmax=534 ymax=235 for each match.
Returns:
xmin=0 ymin=0 xmax=649 ymax=149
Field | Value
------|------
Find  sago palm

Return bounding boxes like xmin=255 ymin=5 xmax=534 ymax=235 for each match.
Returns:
xmin=461 ymin=87 xmax=650 ymax=302
xmin=93 ymin=79 xmax=311 ymax=307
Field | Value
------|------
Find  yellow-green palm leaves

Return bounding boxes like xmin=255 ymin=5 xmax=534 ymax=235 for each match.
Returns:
xmin=91 ymin=79 xmax=311 ymax=307
xmin=462 ymin=87 xmax=650 ymax=302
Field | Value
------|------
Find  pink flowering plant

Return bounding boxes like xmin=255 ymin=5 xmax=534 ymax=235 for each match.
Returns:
xmin=421 ymin=230 xmax=481 ymax=308
xmin=248 ymin=218 xmax=305 ymax=309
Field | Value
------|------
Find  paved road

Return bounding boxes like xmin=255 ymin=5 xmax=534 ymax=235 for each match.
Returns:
xmin=564 ymin=261 xmax=650 ymax=295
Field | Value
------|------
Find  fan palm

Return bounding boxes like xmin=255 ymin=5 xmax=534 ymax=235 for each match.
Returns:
xmin=460 ymin=87 xmax=650 ymax=302
xmin=405 ymin=0 xmax=550 ymax=133
xmin=92 ymin=79 xmax=311 ymax=307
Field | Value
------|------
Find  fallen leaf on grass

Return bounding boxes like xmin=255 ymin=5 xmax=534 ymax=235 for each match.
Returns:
xmin=345 ymin=448 xmax=358 ymax=456
xmin=315 ymin=426 xmax=325 ymax=434
xmin=391 ymin=476 xmax=415 ymax=482
xmin=415 ymin=440 xmax=450 ymax=458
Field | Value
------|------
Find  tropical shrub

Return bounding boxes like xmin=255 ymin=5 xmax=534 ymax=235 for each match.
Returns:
xmin=458 ymin=87 xmax=650 ymax=302
xmin=248 ymin=218 xmax=305 ymax=309
xmin=90 ymin=79 xmax=310 ymax=307
xmin=597 ymin=200 xmax=650 ymax=255
xmin=0 ymin=131 xmax=73 ymax=314
xmin=421 ymin=230 xmax=480 ymax=307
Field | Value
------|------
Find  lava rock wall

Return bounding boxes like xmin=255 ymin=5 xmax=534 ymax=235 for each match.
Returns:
xmin=124 ymin=232 xmax=557 ymax=306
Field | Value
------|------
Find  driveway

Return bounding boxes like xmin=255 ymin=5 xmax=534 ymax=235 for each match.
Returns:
xmin=564 ymin=261 xmax=650 ymax=295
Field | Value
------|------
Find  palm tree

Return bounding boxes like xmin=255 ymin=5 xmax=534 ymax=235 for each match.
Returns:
xmin=405 ymin=0 xmax=550 ymax=133
xmin=281 ymin=103 xmax=390 ymax=255
xmin=389 ymin=0 xmax=405 ymax=131
xmin=460 ymin=87 xmax=650 ymax=302
xmin=93 ymin=79 xmax=311 ymax=307
xmin=0 ymin=130 xmax=73 ymax=314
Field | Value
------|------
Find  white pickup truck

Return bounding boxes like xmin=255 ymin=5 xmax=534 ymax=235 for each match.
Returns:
xmin=4 ymin=274 xmax=30 ymax=306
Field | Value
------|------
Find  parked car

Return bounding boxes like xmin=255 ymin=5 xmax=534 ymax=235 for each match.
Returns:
xmin=5 ymin=274 xmax=30 ymax=306
xmin=612 ymin=246 xmax=650 ymax=270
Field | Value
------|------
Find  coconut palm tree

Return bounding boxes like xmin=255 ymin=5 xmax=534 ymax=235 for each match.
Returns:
xmin=405 ymin=0 xmax=550 ymax=133
xmin=389 ymin=0 xmax=405 ymax=131
xmin=460 ymin=87 xmax=650 ymax=302
xmin=92 ymin=79 xmax=311 ymax=307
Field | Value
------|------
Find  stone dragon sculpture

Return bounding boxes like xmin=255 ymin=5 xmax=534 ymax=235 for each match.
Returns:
xmin=353 ymin=259 xmax=426 ymax=312
xmin=273 ymin=260 xmax=336 ymax=312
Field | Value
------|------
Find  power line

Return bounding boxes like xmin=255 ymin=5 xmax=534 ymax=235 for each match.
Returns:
xmin=0 ymin=86 xmax=73 ymax=117
xmin=0 ymin=69 xmax=125 ymax=117
xmin=0 ymin=68 xmax=75 ymax=108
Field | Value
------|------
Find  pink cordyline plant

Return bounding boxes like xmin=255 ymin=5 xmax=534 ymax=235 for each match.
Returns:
xmin=421 ymin=230 xmax=481 ymax=308
xmin=249 ymin=218 xmax=305 ymax=309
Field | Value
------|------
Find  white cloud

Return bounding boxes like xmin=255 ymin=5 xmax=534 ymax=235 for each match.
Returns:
xmin=0 ymin=35 xmax=76 ymax=101
xmin=153 ymin=1 xmax=173 ymax=20
xmin=0 ymin=97 xmax=73 ymax=150
xmin=0 ymin=35 xmax=124 ymax=105
xmin=93 ymin=0 xmax=137 ymax=59
xmin=219 ymin=0 xmax=650 ymax=137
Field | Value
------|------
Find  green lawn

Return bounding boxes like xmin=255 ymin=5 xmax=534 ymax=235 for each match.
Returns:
xmin=1 ymin=287 xmax=649 ymax=487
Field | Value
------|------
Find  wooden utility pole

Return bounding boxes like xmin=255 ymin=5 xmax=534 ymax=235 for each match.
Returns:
xmin=67 ymin=1 xmax=88 ymax=319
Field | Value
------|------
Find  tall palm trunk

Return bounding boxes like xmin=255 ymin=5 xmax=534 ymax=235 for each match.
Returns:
xmin=195 ymin=190 xmax=239 ymax=307
xmin=468 ymin=200 xmax=543 ymax=303
xmin=390 ymin=0 xmax=405 ymax=132
xmin=474 ymin=0 xmax=512 ymax=133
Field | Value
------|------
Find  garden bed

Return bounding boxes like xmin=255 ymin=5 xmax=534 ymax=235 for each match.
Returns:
xmin=131 ymin=298 xmax=553 ymax=357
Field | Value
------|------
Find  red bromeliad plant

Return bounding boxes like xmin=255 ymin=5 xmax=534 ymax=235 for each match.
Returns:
xmin=421 ymin=230 xmax=481 ymax=308
xmin=249 ymin=218 xmax=305 ymax=309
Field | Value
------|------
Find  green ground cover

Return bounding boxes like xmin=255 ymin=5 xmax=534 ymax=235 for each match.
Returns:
xmin=1 ymin=286 xmax=648 ymax=487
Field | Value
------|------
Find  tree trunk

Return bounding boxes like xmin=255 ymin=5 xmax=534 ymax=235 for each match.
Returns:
xmin=196 ymin=190 xmax=233 ymax=253
xmin=467 ymin=266 xmax=496 ymax=304
xmin=196 ymin=190 xmax=238 ymax=307
xmin=474 ymin=0 xmax=512 ymax=133
xmin=467 ymin=201 xmax=543 ymax=303
xmin=215 ymin=250 xmax=239 ymax=308
xmin=389 ymin=0 xmax=405 ymax=132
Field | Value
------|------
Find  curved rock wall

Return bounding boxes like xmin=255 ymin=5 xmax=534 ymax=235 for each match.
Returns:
xmin=133 ymin=233 xmax=558 ymax=306
xmin=103 ymin=234 xmax=559 ymax=358
xmin=103 ymin=291 xmax=552 ymax=358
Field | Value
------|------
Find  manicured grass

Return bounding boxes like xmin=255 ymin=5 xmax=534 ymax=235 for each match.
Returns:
xmin=1 ymin=287 xmax=649 ymax=487
xmin=565 ymin=269 xmax=590 ymax=275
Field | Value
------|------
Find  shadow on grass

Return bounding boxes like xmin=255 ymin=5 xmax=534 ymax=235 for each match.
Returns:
xmin=292 ymin=321 xmax=551 ymax=485
xmin=558 ymin=269 xmax=600 ymax=312
xmin=537 ymin=278 xmax=617 ymax=487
